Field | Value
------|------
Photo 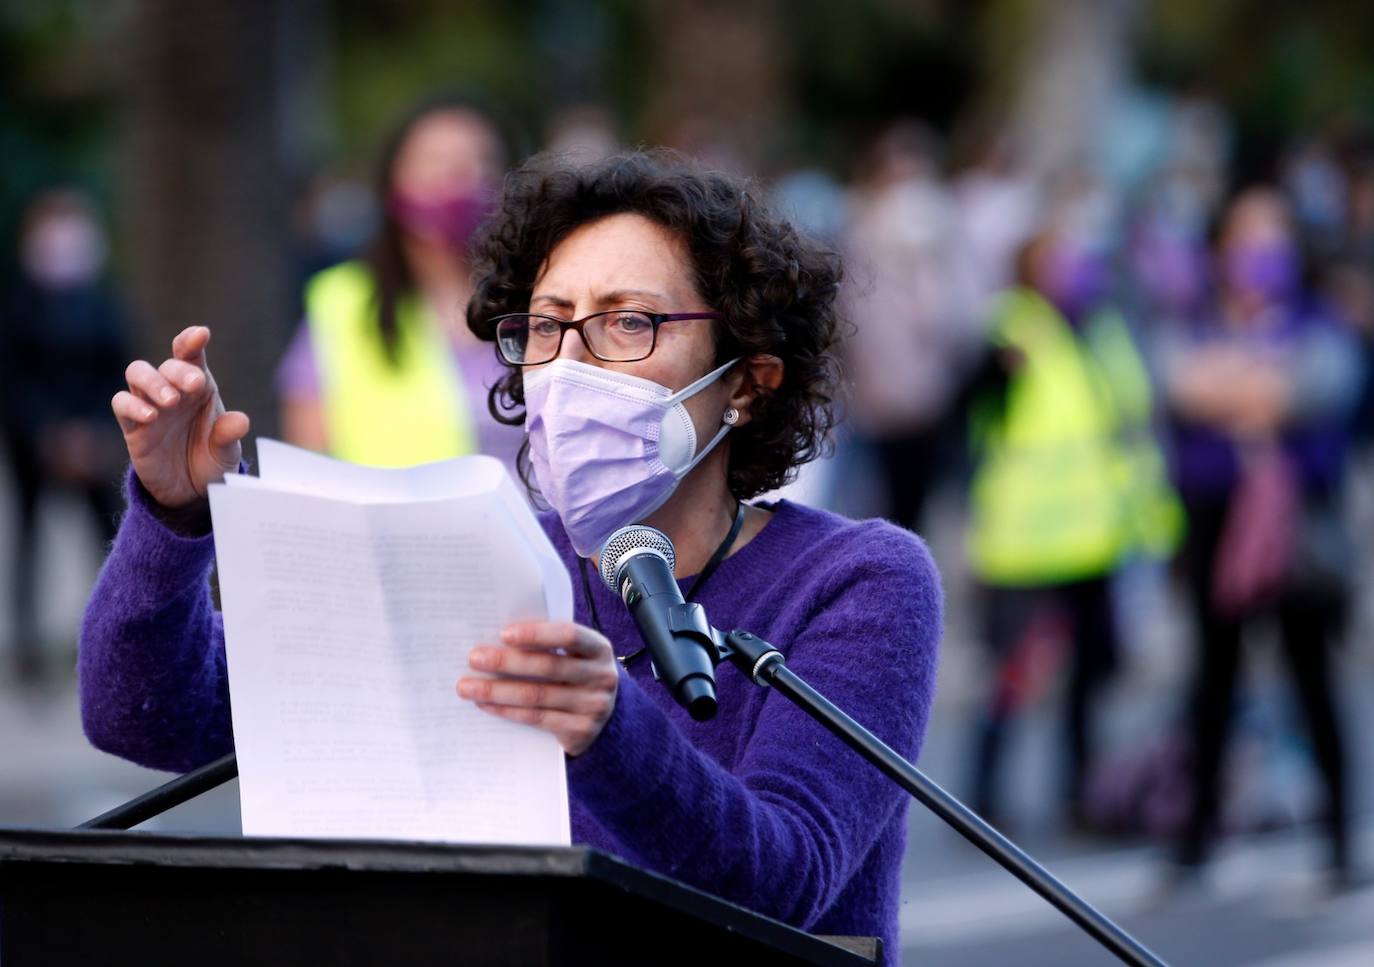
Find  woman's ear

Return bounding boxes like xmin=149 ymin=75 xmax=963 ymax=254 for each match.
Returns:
xmin=727 ymin=354 xmax=783 ymax=427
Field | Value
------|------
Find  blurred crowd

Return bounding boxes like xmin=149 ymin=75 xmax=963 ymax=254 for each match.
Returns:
xmin=799 ymin=99 xmax=1373 ymax=890
xmin=3 ymin=90 xmax=1372 ymax=888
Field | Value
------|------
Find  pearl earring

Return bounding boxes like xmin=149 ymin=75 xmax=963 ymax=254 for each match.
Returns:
xmin=723 ymin=407 xmax=740 ymax=426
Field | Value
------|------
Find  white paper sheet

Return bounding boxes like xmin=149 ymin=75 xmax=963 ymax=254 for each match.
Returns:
xmin=249 ymin=440 xmax=571 ymax=621
xmin=208 ymin=441 xmax=572 ymax=845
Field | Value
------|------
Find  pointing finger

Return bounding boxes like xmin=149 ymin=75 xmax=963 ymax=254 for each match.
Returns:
xmin=112 ymin=390 xmax=158 ymax=432
xmin=171 ymin=325 xmax=211 ymax=366
xmin=125 ymin=359 xmax=179 ymax=406
xmin=157 ymin=357 xmax=207 ymax=395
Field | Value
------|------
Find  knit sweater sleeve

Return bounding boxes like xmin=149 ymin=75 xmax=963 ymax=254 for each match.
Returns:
xmin=565 ymin=523 xmax=942 ymax=929
xmin=78 ymin=468 xmax=234 ymax=772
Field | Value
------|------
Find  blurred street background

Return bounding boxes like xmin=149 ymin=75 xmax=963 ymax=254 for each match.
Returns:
xmin=3 ymin=2 xmax=1374 ymax=964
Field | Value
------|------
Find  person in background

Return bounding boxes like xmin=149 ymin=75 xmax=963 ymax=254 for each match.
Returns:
xmin=950 ymin=127 xmax=1040 ymax=309
xmin=839 ymin=120 xmax=980 ymax=531
xmin=0 ymin=189 xmax=129 ymax=682
xmin=1159 ymin=187 xmax=1365 ymax=889
xmin=275 ymin=96 xmax=523 ymax=473
xmin=1126 ymin=166 xmax=1213 ymax=326
xmin=1337 ymin=163 xmax=1374 ymax=447
xmin=965 ymin=225 xmax=1181 ymax=829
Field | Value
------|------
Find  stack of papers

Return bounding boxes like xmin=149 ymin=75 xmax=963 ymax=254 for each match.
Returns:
xmin=208 ymin=439 xmax=572 ymax=846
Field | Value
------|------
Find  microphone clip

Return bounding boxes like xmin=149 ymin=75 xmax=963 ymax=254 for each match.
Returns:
xmin=648 ymin=609 xmax=783 ymax=691
xmin=647 ymin=602 xmax=723 ymax=682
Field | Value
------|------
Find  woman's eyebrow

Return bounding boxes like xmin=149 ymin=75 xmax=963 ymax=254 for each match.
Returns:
xmin=529 ymin=289 xmax=671 ymax=310
xmin=601 ymin=288 xmax=669 ymax=304
xmin=529 ymin=293 xmax=574 ymax=309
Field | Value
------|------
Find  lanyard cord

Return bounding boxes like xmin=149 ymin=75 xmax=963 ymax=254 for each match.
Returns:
xmin=576 ymin=501 xmax=746 ymax=667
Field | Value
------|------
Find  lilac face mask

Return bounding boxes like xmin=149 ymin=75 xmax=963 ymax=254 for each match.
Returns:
xmin=388 ymin=187 xmax=493 ymax=250
xmin=1222 ymin=242 xmax=1299 ymax=302
xmin=1041 ymin=242 xmax=1107 ymax=320
xmin=523 ymin=357 xmax=740 ymax=557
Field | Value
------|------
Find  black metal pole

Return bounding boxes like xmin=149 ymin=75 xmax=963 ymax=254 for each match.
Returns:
xmin=723 ymin=631 xmax=1167 ymax=967
xmin=78 ymin=754 xmax=238 ymax=831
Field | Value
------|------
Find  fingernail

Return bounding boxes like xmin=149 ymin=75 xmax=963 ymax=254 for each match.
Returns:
xmin=469 ymin=649 xmax=492 ymax=669
xmin=160 ymin=388 xmax=176 ymax=403
xmin=141 ymin=407 xmax=156 ymax=419
xmin=457 ymin=680 xmax=477 ymax=698
xmin=499 ymin=627 xmax=518 ymax=644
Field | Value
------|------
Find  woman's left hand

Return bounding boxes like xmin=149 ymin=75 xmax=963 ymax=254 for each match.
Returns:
xmin=457 ymin=621 xmax=618 ymax=756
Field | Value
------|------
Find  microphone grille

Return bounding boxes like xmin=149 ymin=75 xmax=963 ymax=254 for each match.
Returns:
xmin=597 ymin=525 xmax=676 ymax=593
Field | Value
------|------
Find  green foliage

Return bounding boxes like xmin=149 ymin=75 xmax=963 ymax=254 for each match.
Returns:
xmin=0 ymin=1 xmax=118 ymax=253
xmin=332 ymin=1 xmax=533 ymax=159
xmin=1140 ymin=0 xmax=1374 ymax=129
xmin=5 ymin=0 xmax=1374 ymax=234
xmin=784 ymin=0 xmax=975 ymax=170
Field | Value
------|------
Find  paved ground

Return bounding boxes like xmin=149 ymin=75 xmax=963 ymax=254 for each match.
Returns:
xmin=900 ymin=688 xmax=1374 ymax=966
xmin=3 ymin=450 xmax=1373 ymax=965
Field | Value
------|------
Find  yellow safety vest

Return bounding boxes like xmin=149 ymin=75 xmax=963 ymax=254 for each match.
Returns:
xmin=968 ymin=289 xmax=1181 ymax=586
xmin=305 ymin=261 xmax=476 ymax=467
xmin=1080 ymin=306 xmax=1185 ymax=561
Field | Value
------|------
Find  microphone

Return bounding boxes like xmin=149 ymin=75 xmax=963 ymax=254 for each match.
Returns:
xmin=598 ymin=525 xmax=718 ymax=721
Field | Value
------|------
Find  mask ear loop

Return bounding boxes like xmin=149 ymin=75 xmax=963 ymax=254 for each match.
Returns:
xmin=665 ymin=357 xmax=743 ymax=480
xmin=664 ymin=357 xmax=741 ymax=405
xmin=676 ymin=421 xmax=732 ymax=479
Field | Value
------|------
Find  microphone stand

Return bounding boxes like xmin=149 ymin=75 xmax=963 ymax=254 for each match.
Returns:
xmin=713 ymin=627 xmax=1167 ymax=967
xmin=78 ymin=753 xmax=238 ymax=831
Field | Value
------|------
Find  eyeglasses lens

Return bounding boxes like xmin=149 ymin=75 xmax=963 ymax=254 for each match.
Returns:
xmin=496 ymin=312 xmax=656 ymax=364
xmin=585 ymin=311 xmax=655 ymax=362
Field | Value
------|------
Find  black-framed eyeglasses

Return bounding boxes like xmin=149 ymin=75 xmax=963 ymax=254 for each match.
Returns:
xmin=491 ymin=309 xmax=723 ymax=365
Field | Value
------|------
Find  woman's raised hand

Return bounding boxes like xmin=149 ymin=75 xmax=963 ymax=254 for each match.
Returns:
xmin=111 ymin=325 xmax=250 ymax=509
xmin=458 ymin=621 xmax=619 ymax=756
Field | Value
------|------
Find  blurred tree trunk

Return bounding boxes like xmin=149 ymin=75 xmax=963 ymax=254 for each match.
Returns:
xmin=641 ymin=0 xmax=787 ymax=171
xmin=119 ymin=0 xmax=302 ymax=446
xmin=1007 ymin=0 xmax=1138 ymax=179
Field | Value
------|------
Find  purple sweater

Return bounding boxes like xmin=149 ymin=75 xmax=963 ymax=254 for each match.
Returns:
xmin=79 ymin=472 xmax=942 ymax=962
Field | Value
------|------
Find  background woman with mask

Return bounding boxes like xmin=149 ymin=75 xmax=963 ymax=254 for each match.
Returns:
xmin=1160 ymin=187 xmax=1365 ymax=887
xmin=0 ymin=189 xmax=128 ymax=682
xmin=275 ymin=96 xmax=523 ymax=472
xmin=83 ymin=152 xmax=941 ymax=963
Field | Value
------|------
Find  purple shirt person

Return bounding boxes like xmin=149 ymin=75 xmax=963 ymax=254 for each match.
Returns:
xmin=90 ymin=152 xmax=943 ymax=962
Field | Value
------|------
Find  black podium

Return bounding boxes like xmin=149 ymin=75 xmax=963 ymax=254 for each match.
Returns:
xmin=0 ymin=829 xmax=878 ymax=966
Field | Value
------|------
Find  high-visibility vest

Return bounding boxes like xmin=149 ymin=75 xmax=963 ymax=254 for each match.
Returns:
xmin=968 ymin=289 xmax=1182 ymax=586
xmin=1080 ymin=304 xmax=1186 ymax=561
xmin=305 ymin=261 xmax=476 ymax=467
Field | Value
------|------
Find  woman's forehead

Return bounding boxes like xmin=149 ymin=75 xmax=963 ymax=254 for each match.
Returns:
xmin=533 ymin=213 xmax=699 ymax=303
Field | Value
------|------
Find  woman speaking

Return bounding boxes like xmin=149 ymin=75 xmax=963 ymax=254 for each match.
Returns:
xmin=82 ymin=152 xmax=942 ymax=962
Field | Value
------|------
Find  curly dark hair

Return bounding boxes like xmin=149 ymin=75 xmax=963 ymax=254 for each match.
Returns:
xmin=466 ymin=150 xmax=843 ymax=500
